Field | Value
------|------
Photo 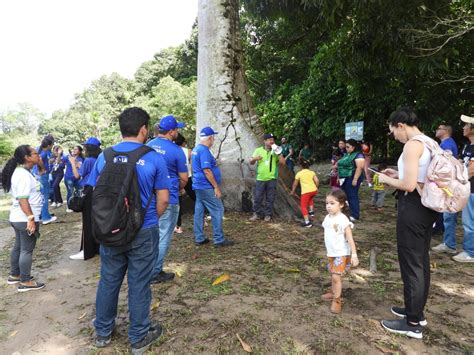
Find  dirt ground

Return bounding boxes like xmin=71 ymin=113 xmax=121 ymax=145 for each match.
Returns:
xmin=0 ymin=185 xmax=473 ymax=354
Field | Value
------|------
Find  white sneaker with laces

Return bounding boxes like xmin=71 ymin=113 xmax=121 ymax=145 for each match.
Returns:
xmin=42 ymin=216 xmax=57 ymax=225
xmin=56 ymin=202 xmax=62 ymax=207
xmin=51 ymin=202 xmax=57 ymax=207
xmin=452 ymin=251 xmax=474 ymax=263
xmin=431 ymin=243 xmax=457 ymax=254
xmin=69 ymin=250 xmax=84 ymax=260
xmin=66 ymin=208 xmax=73 ymax=213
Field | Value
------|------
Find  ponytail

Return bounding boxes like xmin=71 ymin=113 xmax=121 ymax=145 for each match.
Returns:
xmin=2 ymin=145 xmax=33 ymax=193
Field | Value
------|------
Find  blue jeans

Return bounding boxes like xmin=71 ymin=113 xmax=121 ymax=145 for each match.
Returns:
xmin=65 ymin=178 xmax=82 ymax=206
xmin=462 ymin=194 xmax=474 ymax=257
xmin=194 ymin=189 xmax=225 ymax=244
xmin=341 ymin=175 xmax=362 ymax=219
xmin=39 ymin=174 xmax=52 ymax=220
xmin=442 ymin=212 xmax=458 ymax=249
xmin=154 ymin=204 xmax=179 ymax=275
xmin=94 ymin=225 xmax=159 ymax=344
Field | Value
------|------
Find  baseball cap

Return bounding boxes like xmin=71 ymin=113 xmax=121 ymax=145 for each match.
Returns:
xmin=263 ymin=133 xmax=275 ymax=140
xmin=83 ymin=137 xmax=101 ymax=146
xmin=159 ymin=115 xmax=186 ymax=131
xmin=200 ymin=127 xmax=218 ymax=137
xmin=461 ymin=114 xmax=474 ymax=124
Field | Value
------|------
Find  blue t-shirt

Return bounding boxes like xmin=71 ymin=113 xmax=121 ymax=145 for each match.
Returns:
xmin=147 ymin=137 xmax=188 ymax=205
xmin=79 ymin=157 xmax=97 ymax=187
xmin=39 ymin=149 xmax=52 ymax=174
xmin=192 ymin=144 xmax=222 ymax=190
xmin=87 ymin=141 xmax=170 ymax=228
xmin=440 ymin=137 xmax=458 ymax=158
xmin=63 ymin=155 xmax=84 ymax=180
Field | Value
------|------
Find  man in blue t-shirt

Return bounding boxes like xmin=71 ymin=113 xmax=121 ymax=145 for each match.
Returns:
xmin=432 ymin=124 xmax=459 ymax=244
xmin=192 ymin=127 xmax=234 ymax=247
xmin=147 ymin=115 xmax=188 ymax=284
xmin=37 ymin=137 xmax=57 ymax=225
xmin=88 ymin=107 xmax=170 ymax=352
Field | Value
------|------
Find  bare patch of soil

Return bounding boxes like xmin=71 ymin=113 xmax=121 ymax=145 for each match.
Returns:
xmin=0 ymin=185 xmax=472 ymax=354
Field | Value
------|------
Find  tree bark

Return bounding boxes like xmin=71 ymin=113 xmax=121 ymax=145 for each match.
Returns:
xmin=197 ymin=0 xmax=300 ymax=219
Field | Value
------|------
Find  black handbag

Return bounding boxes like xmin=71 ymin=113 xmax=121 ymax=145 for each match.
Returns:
xmin=68 ymin=186 xmax=92 ymax=212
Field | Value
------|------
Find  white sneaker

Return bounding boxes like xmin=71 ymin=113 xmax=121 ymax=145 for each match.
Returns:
xmin=66 ymin=208 xmax=73 ymax=213
xmin=431 ymin=243 xmax=457 ymax=254
xmin=56 ymin=202 xmax=62 ymax=207
xmin=69 ymin=250 xmax=84 ymax=260
xmin=452 ymin=251 xmax=474 ymax=263
xmin=174 ymin=226 xmax=183 ymax=234
xmin=51 ymin=202 xmax=57 ymax=208
xmin=42 ymin=216 xmax=57 ymax=225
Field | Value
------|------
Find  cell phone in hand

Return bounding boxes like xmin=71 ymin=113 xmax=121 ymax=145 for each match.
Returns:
xmin=368 ymin=167 xmax=380 ymax=174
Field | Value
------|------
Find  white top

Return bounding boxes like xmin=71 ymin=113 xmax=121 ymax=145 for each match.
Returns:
xmin=9 ymin=167 xmax=43 ymax=222
xmin=181 ymin=146 xmax=192 ymax=177
xmin=397 ymin=135 xmax=431 ymax=182
xmin=322 ymin=212 xmax=353 ymax=257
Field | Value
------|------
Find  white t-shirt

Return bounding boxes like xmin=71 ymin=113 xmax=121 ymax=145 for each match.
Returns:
xmin=397 ymin=135 xmax=431 ymax=182
xmin=322 ymin=213 xmax=353 ymax=257
xmin=181 ymin=146 xmax=192 ymax=177
xmin=9 ymin=167 xmax=43 ymax=222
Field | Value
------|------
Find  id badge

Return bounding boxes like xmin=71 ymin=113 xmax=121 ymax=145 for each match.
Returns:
xmin=264 ymin=160 xmax=270 ymax=166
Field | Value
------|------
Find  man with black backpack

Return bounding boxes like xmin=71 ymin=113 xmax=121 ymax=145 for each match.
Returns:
xmin=87 ymin=107 xmax=170 ymax=353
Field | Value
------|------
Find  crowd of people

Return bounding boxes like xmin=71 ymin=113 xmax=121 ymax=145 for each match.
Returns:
xmin=1 ymin=106 xmax=473 ymax=352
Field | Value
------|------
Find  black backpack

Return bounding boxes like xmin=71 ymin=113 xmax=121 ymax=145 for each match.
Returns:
xmin=91 ymin=145 xmax=154 ymax=247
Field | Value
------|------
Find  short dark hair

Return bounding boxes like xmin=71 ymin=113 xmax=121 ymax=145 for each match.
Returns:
xmin=378 ymin=162 xmax=388 ymax=171
xmin=300 ymin=158 xmax=310 ymax=169
xmin=84 ymin=144 xmax=102 ymax=158
xmin=119 ymin=107 xmax=150 ymax=137
xmin=40 ymin=138 xmax=53 ymax=149
xmin=175 ymin=133 xmax=186 ymax=146
xmin=346 ymin=139 xmax=361 ymax=151
xmin=388 ymin=107 xmax=419 ymax=127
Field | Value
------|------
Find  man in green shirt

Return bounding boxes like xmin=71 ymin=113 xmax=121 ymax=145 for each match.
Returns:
xmin=249 ymin=133 xmax=286 ymax=221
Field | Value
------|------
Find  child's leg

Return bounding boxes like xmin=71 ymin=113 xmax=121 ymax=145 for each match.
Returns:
xmin=308 ymin=191 xmax=315 ymax=214
xmin=376 ymin=191 xmax=386 ymax=209
xmin=331 ymin=273 xmax=342 ymax=298
xmin=300 ymin=193 xmax=310 ymax=222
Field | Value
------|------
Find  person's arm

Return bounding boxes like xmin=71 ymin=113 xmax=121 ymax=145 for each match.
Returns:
xmin=178 ymin=172 xmax=188 ymax=190
xmin=18 ymin=198 xmax=36 ymax=235
xmin=352 ymin=158 xmax=365 ymax=186
xmin=156 ymin=189 xmax=169 ymax=216
xmin=290 ymin=178 xmax=299 ymax=196
xmin=378 ymin=140 xmax=423 ymax=191
xmin=278 ymin=153 xmax=286 ymax=165
xmin=69 ymin=156 xmax=80 ymax=179
xmin=249 ymin=155 xmax=262 ymax=165
xmin=468 ymin=160 xmax=474 ymax=178
xmin=344 ymin=226 xmax=359 ymax=267
xmin=313 ymin=174 xmax=319 ymax=188
xmin=203 ymin=168 xmax=221 ymax=198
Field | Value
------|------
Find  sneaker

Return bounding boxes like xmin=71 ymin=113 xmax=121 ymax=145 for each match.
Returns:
xmin=301 ymin=221 xmax=312 ymax=228
xmin=249 ymin=213 xmax=259 ymax=221
xmin=150 ymin=271 xmax=175 ymax=284
xmin=431 ymin=243 xmax=457 ymax=254
xmin=452 ymin=251 xmax=474 ymax=263
xmin=51 ymin=202 xmax=57 ymax=208
xmin=205 ymin=215 xmax=212 ymax=221
xmin=349 ymin=216 xmax=357 ymax=223
xmin=195 ymin=238 xmax=210 ymax=246
xmin=391 ymin=306 xmax=427 ymax=326
xmin=56 ymin=202 xmax=62 ymax=208
xmin=381 ymin=319 xmax=423 ymax=339
xmin=18 ymin=280 xmax=45 ymax=292
xmin=42 ymin=216 xmax=57 ymax=225
xmin=309 ymin=211 xmax=315 ymax=218
xmin=69 ymin=250 xmax=84 ymax=260
xmin=368 ymin=183 xmax=373 ymax=188
xmin=214 ymin=239 xmax=235 ymax=248
xmin=95 ymin=334 xmax=112 ymax=348
xmin=174 ymin=226 xmax=183 ymax=234
xmin=264 ymin=216 xmax=272 ymax=222
xmin=8 ymin=275 xmax=34 ymax=285
xmin=66 ymin=208 xmax=74 ymax=213
xmin=131 ymin=323 xmax=163 ymax=355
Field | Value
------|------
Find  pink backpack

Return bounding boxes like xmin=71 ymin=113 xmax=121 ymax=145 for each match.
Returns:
xmin=412 ymin=135 xmax=470 ymax=213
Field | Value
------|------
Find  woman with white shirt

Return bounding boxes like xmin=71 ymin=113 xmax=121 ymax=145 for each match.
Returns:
xmin=2 ymin=145 xmax=46 ymax=292
xmin=377 ymin=107 xmax=437 ymax=339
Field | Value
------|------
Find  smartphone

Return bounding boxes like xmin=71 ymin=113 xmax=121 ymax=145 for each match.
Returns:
xmin=368 ymin=167 xmax=381 ymax=174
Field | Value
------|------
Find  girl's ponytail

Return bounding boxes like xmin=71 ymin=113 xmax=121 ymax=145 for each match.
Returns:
xmin=2 ymin=145 xmax=32 ymax=193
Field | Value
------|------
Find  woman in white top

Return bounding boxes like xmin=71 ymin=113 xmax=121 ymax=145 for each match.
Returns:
xmin=2 ymin=145 xmax=46 ymax=292
xmin=377 ymin=107 xmax=437 ymax=339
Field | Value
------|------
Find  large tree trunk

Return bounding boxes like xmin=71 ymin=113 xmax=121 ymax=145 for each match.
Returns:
xmin=197 ymin=0 xmax=300 ymax=220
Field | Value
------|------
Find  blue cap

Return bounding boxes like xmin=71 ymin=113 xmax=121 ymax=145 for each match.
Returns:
xmin=83 ymin=137 xmax=101 ymax=146
xmin=200 ymin=126 xmax=218 ymax=137
xmin=159 ymin=115 xmax=186 ymax=131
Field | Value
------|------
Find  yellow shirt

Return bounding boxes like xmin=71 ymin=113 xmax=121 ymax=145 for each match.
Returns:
xmin=373 ymin=174 xmax=385 ymax=191
xmin=295 ymin=169 xmax=317 ymax=194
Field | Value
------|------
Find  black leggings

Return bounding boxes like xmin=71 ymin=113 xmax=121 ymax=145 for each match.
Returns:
xmin=177 ymin=178 xmax=196 ymax=227
xmin=396 ymin=190 xmax=437 ymax=323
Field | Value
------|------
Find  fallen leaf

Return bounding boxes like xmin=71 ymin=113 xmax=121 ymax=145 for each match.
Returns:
xmin=287 ymin=268 xmax=301 ymax=273
xmin=78 ymin=312 xmax=87 ymax=320
xmin=212 ymin=273 xmax=230 ymax=286
xmin=176 ymin=270 xmax=182 ymax=277
xmin=151 ymin=301 xmax=161 ymax=312
xmin=236 ymin=333 xmax=252 ymax=353
xmin=9 ymin=330 xmax=18 ymax=338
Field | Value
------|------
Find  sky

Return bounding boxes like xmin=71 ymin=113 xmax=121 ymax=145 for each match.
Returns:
xmin=0 ymin=0 xmax=198 ymax=115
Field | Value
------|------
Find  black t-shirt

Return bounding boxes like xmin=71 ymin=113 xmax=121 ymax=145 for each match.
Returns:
xmin=461 ymin=143 xmax=474 ymax=193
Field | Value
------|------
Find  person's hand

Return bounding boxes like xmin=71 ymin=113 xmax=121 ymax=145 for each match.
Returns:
xmin=351 ymin=254 xmax=359 ymax=267
xmin=26 ymin=219 xmax=36 ymax=236
xmin=290 ymin=191 xmax=297 ymax=196
xmin=382 ymin=168 xmax=398 ymax=178
xmin=68 ymin=155 xmax=76 ymax=164
xmin=253 ymin=155 xmax=262 ymax=161
xmin=214 ymin=186 xmax=222 ymax=199
xmin=352 ymin=179 xmax=358 ymax=187
xmin=377 ymin=173 xmax=390 ymax=184
xmin=180 ymin=189 xmax=185 ymax=196
xmin=468 ymin=160 xmax=474 ymax=179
